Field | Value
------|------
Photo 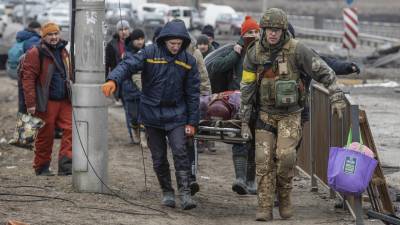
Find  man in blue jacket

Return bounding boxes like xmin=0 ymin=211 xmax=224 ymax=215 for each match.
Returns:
xmin=102 ymin=20 xmax=200 ymax=210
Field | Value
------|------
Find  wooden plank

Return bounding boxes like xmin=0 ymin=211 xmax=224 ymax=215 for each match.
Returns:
xmin=359 ymin=110 xmax=395 ymax=214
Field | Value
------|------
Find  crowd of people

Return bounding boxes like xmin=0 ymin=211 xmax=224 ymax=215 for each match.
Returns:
xmin=12 ymin=7 xmax=361 ymax=221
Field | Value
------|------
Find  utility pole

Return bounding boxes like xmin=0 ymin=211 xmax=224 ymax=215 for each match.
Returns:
xmin=193 ymin=0 xmax=199 ymax=10
xmin=262 ymin=0 xmax=268 ymax=12
xmin=71 ymin=0 xmax=108 ymax=193
xmin=22 ymin=0 xmax=26 ymax=26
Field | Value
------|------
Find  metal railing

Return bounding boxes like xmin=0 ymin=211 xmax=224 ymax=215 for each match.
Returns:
xmin=245 ymin=12 xmax=400 ymax=48
xmin=295 ymin=27 xmax=400 ymax=48
xmin=297 ymin=83 xmax=364 ymax=224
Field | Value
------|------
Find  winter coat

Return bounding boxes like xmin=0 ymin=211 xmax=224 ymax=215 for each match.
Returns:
xmin=21 ymin=40 xmax=72 ymax=112
xmin=16 ymin=29 xmax=41 ymax=53
xmin=211 ymin=37 xmax=244 ymax=91
xmin=187 ymin=44 xmax=211 ymax=95
xmin=105 ymin=34 xmax=124 ymax=79
xmin=120 ymin=40 xmax=143 ymax=101
xmin=108 ymin=20 xmax=200 ymax=130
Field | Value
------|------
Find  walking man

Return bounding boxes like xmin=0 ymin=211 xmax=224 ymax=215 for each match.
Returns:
xmin=102 ymin=20 xmax=200 ymax=210
xmin=240 ymin=8 xmax=346 ymax=221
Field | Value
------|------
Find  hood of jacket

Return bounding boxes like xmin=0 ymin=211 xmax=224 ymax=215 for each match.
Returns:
xmin=16 ymin=29 xmax=40 ymax=42
xmin=156 ymin=20 xmax=191 ymax=52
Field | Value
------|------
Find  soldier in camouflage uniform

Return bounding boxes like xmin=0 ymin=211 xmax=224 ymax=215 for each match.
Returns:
xmin=240 ymin=8 xmax=346 ymax=221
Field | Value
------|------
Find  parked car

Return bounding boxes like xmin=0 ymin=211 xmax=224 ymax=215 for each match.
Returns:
xmin=11 ymin=1 xmax=44 ymax=24
xmin=136 ymin=3 xmax=169 ymax=25
xmin=215 ymin=12 xmax=243 ymax=35
xmin=200 ymin=3 xmax=236 ymax=28
xmin=37 ymin=7 xmax=69 ymax=30
xmin=105 ymin=8 xmax=136 ymax=27
xmin=167 ymin=6 xmax=192 ymax=29
xmin=190 ymin=8 xmax=203 ymax=30
xmin=0 ymin=4 xmax=7 ymax=37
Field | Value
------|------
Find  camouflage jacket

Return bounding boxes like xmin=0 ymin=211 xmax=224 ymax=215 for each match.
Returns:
xmin=189 ymin=46 xmax=211 ymax=95
xmin=240 ymin=37 xmax=342 ymax=123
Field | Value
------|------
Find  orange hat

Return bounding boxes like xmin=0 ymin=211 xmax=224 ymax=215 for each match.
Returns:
xmin=41 ymin=22 xmax=60 ymax=37
xmin=241 ymin=16 xmax=260 ymax=36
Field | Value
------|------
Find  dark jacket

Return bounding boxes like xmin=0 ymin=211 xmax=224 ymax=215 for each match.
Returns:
xmin=211 ymin=37 xmax=244 ymax=91
xmin=211 ymin=41 xmax=220 ymax=49
xmin=117 ymin=39 xmax=143 ymax=101
xmin=108 ymin=20 xmax=200 ymax=130
xmin=105 ymin=34 xmax=124 ymax=79
xmin=21 ymin=40 xmax=72 ymax=112
xmin=16 ymin=29 xmax=41 ymax=53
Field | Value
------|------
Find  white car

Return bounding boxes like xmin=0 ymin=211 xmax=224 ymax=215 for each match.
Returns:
xmin=167 ymin=6 xmax=192 ymax=29
xmin=0 ymin=4 xmax=8 ymax=37
xmin=136 ymin=3 xmax=169 ymax=25
xmin=200 ymin=3 xmax=236 ymax=28
xmin=37 ymin=7 xmax=69 ymax=30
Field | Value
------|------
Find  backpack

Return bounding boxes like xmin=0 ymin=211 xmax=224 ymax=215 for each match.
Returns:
xmin=6 ymin=41 xmax=25 ymax=80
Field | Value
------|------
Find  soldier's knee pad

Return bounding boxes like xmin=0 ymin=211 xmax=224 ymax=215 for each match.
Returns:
xmin=276 ymin=148 xmax=296 ymax=173
xmin=255 ymin=130 xmax=276 ymax=166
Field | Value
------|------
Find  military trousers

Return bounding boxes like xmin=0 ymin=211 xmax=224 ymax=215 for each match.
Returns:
xmin=255 ymin=111 xmax=302 ymax=209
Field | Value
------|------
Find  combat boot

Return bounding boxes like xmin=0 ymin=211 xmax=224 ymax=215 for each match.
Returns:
xmin=246 ymin=161 xmax=257 ymax=195
xmin=189 ymin=174 xmax=200 ymax=196
xmin=155 ymin=170 xmax=176 ymax=208
xmin=176 ymin=171 xmax=197 ymax=210
xmin=278 ymin=189 xmax=293 ymax=219
xmin=161 ymin=191 xmax=175 ymax=208
xmin=232 ymin=155 xmax=248 ymax=195
xmin=256 ymin=207 xmax=273 ymax=221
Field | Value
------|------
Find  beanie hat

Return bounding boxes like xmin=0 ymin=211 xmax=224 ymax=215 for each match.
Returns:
xmin=116 ymin=20 xmax=130 ymax=31
xmin=201 ymin=25 xmax=215 ymax=39
xmin=28 ymin=21 xmax=41 ymax=30
xmin=241 ymin=16 xmax=260 ymax=36
xmin=196 ymin=34 xmax=209 ymax=45
xmin=130 ymin=29 xmax=145 ymax=41
xmin=41 ymin=22 xmax=60 ymax=37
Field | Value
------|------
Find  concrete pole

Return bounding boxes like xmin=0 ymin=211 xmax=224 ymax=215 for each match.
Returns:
xmin=71 ymin=0 xmax=108 ymax=193
xmin=262 ymin=0 xmax=268 ymax=12
xmin=193 ymin=0 xmax=199 ymax=10
xmin=22 ymin=0 xmax=26 ymax=26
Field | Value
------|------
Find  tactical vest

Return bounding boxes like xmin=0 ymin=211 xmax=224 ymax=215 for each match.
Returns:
xmin=254 ymin=39 xmax=305 ymax=114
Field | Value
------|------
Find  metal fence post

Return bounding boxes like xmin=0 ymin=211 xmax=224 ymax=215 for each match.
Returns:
xmin=351 ymin=104 xmax=364 ymax=225
xmin=310 ymin=85 xmax=318 ymax=192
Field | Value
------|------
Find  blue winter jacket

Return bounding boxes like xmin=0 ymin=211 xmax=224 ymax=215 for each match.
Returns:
xmin=108 ymin=20 xmax=200 ymax=130
xmin=16 ymin=29 xmax=41 ymax=52
xmin=118 ymin=43 xmax=142 ymax=101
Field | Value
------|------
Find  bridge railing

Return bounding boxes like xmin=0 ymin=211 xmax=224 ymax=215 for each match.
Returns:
xmin=297 ymin=83 xmax=364 ymax=223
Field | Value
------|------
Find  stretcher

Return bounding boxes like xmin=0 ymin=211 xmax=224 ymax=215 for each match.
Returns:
xmin=192 ymin=119 xmax=249 ymax=177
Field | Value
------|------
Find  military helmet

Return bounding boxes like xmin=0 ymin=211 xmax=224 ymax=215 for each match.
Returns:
xmin=259 ymin=8 xmax=288 ymax=30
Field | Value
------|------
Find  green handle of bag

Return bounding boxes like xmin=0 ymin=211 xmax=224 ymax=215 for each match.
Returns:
xmin=346 ymin=127 xmax=364 ymax=148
